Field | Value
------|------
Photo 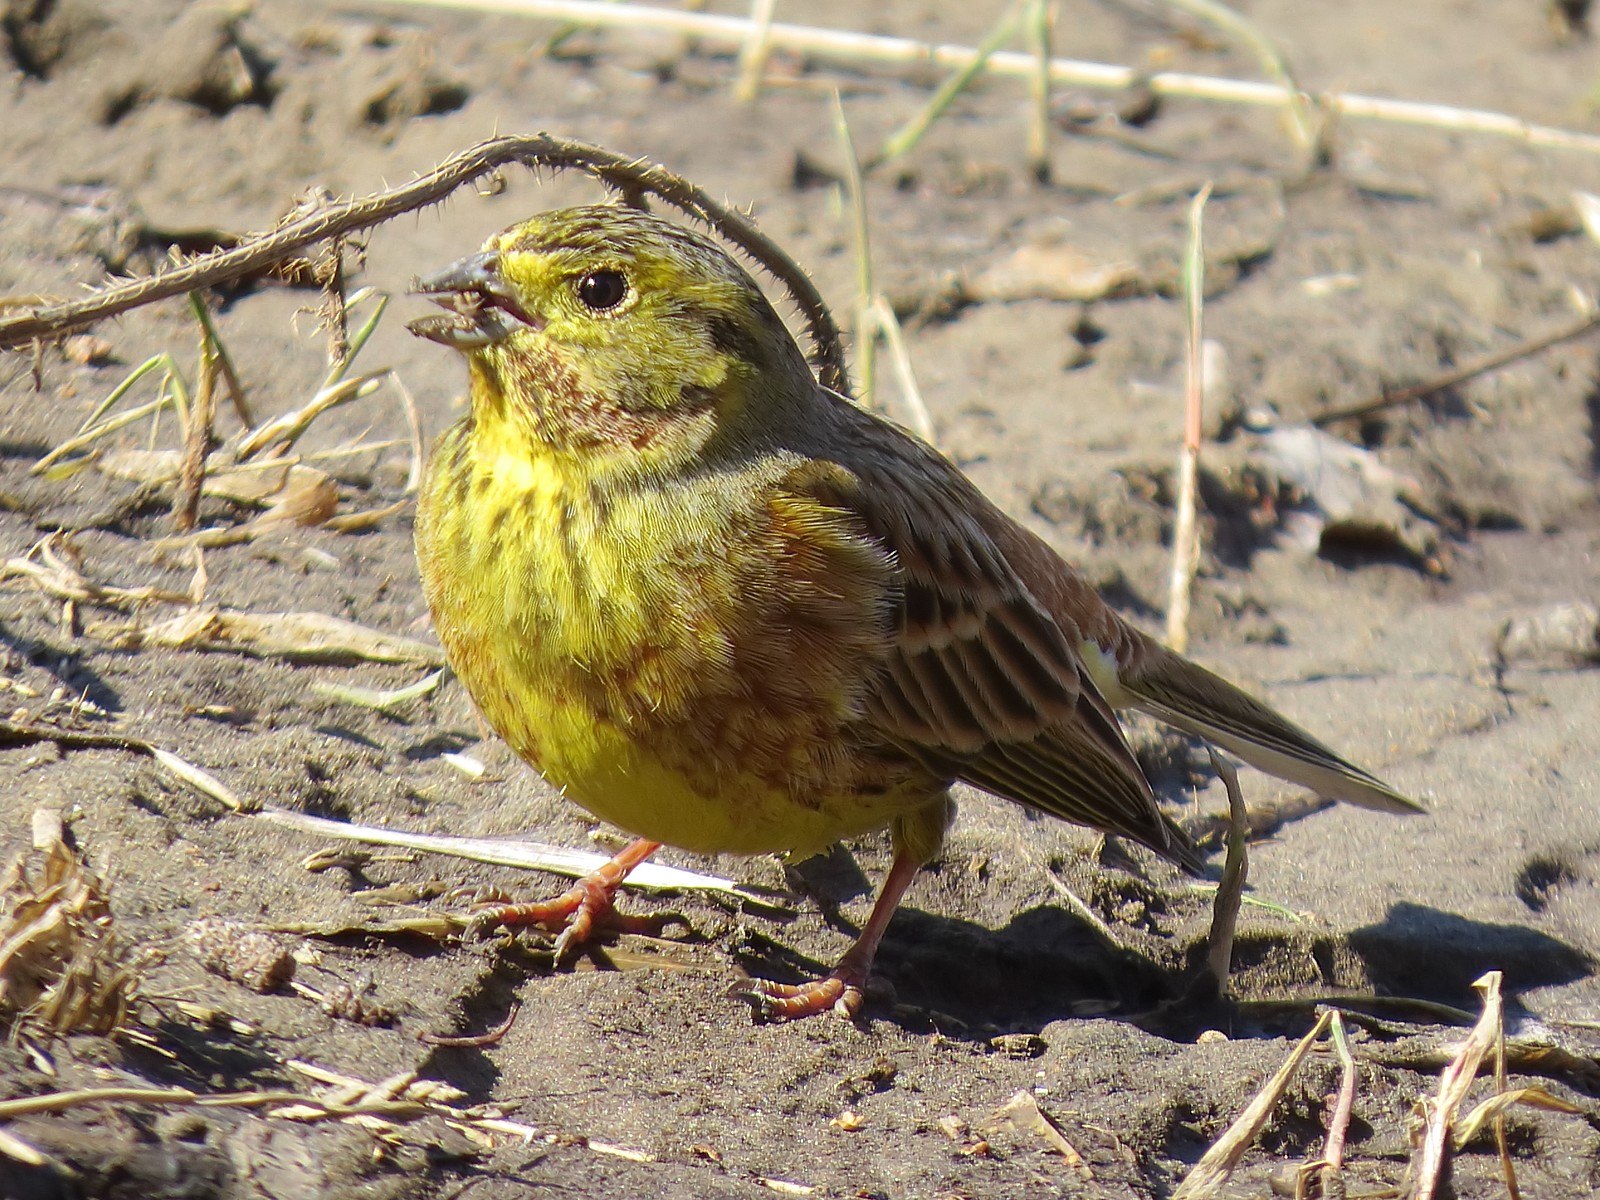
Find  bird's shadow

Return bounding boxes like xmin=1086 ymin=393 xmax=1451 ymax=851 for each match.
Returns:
xmin=733 ymin=899 xmax=1180 ymax=1035
xmin=738 ymin=889 xmax=1594 ymax=1049
xmin=1346 ymin=901 xmax=1592 ymax=1007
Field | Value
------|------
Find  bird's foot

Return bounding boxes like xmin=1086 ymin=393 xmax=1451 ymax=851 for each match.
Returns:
xmin=729 ymin=968 xmax=868 ymax=1023
xmin=470 ymin=889 xmax=679 ymax=963
xmin=461 ymin=838 xmax=672 ymax=964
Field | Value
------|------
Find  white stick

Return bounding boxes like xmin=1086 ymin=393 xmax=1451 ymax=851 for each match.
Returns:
xmin=372 ymin=0 xmax=1600 ymax=156
xmin=253 ymin=806 xmax=747 ymax=894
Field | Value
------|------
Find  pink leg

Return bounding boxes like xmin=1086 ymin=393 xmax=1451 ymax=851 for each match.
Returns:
xmin=470 ymin=838 xmax=666 ymax=962
xmin=734 ymin=843 xmax=924 ymax=1022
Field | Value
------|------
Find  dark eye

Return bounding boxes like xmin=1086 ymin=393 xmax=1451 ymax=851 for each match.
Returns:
xmin=575 ymin=270 xmax=628 ymax=312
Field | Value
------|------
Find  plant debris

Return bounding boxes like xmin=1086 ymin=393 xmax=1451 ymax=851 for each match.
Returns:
xmin=0 ymin=809 xmax=137 ymax=1038
xmin=185 ymin=917 xmax=296 ymax=993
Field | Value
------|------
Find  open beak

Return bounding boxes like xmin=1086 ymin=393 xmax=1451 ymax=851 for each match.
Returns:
xmin=406 ymin=251 xmax=545 ymax=349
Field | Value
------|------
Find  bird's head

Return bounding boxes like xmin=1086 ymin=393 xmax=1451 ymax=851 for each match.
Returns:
xmin=410 ymin=204 xmax=814 ymax=474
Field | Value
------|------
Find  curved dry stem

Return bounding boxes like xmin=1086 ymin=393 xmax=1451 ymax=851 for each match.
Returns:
xmin=0 ymin=133 xmax=851 ymax=395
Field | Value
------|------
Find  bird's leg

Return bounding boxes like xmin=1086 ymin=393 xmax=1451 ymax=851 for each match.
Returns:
xmin=736 ymin=843 xmax=925 ymax=1022
xmin=736 ymin=799 xmax=951 ymax=1022
xmin=468 ymin=837 xmax=668 ymax=962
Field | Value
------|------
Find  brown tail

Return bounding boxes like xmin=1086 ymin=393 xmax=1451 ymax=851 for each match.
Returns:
xmin=1119 ymin=638 xmax=1424 ymax=815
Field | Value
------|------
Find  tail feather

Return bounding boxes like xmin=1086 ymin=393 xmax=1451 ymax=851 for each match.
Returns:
xmin=1121 ymin=643 xmax=1424 ymax=815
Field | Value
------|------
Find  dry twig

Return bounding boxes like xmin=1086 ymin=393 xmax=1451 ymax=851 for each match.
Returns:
xmin=1310 ymin=307 xmax=1600 ymax=427
xmin=252 ymin=806 xmax=755 ymax=896
xmin=0 ymin=134 xmax=850 ymax=398
xmin=1204 ymin=752 xmax=1247 ymax=992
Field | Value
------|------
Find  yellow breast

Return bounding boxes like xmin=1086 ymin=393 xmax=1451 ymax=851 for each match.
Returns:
xmin=414 ymin=420 xmax=933 ymax=857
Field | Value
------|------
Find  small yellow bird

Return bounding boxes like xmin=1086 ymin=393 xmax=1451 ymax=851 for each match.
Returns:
xmin=411 ymin=204 xmax=1420 ymax=1021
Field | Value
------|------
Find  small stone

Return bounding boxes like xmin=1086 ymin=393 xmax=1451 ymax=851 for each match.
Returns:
xmin=1495 ymin=602 xmax=1600 ymax=667
xmin=62 ymin=334 xmax=113 ymax=365
xmin=989 ymin=1032 xmax=1047 ymax=1059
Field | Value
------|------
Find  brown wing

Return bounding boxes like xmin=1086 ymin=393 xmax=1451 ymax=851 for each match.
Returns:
xmin=990 ymin=509 xmax=1421 ymax=815
xmin=803 ymin=420 xmax=1204 ymax=875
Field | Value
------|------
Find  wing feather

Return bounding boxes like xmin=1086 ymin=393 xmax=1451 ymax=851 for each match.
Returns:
xmin=796 ymin=423 xmax=1203 ymax=875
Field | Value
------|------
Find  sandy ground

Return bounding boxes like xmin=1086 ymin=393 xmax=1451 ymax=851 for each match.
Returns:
xmin=2 ymin=1 xmax=1600 ymax=1197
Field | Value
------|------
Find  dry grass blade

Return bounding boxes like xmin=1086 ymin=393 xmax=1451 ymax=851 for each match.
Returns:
xmin=1489 ymin=973 xmax=1517 ymax=1200
xmin=756 ymin=1179 xmax=815 ymax=1196
xmin=392 ymin=374 xmax=426 ymax=494
xmin=1025 ymin=0 xmax=1053 ymax=182
xmin=232 ymin=370 xmax=387 ymax=462
xmin=0 ymin=809 xmax=138 ymax=1038
xmin=173 ymin=295 xmax=221 ymax=533
xmin=982 ymin=1090 xmax=1094 ymax=1180
xmin=97 ymin=449 xmax=319 ymax=506
xmin=733 ymin=0 xmax=779 ymax=103
xmin=311 ymin=669 xmax=445 ymax=717
xmin=33 ymin=389 xmax=182 ymax=476
xmin=1456 ymin=1087 xmax=1582 ymax=1153
xmin=1295 ymin=1010 xmax=1358 ymax=1197
xmin=1172 ymin=1009 xmax=1335 ymax=1199
xmin=1410 ymin=971 xmax=1503 ymax=1200
xmin=1204 ymin=752 xmax=1247 ymax=991
xmin=250 ymin=806 xmax=753 ymax=895
xmin=187 ymin=285 xmax=253 ymax=425
xmin=442 ymin=750 xmax=485 ymax=778
xmin=3 ymin=534 xmax=193 ymax=609
xmin=150 ymin=748 xmax=250 ymax=812
xmin=370 ymin=2 xmax=1600 ymax=159
xmin=1166 ymin=182 xmax=1211 ymax=654
xmin=322 ymin=499 xmax=408 ymax=535
xmin=104 ymin=606 xmax=446 ymax=665
xmin=1439 ymin=986 xmax=1581 ymax=1200
xmin=831 ymin=94 xmax=876 ymax=407
xmin=1574 ymin=190 xmax=1600 ymax=245
xmin=1045 ymin=867 xmax=1119 ymax=945
xmin=870 ymin=295 xmax=934 ymax=444
xmin=874 ymin=0 xmax=1025 ymax=167
xmin=82 ymin=446 xmax=353 ymax=550
xmin=0 ymin=1083 xmax=426 ymax=1124
xmin=1161 ymin=0 xmax=1316 ymax=154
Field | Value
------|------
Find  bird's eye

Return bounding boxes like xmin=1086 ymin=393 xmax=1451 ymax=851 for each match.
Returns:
xmin=575 ymin=270 xmax=628 ymax=312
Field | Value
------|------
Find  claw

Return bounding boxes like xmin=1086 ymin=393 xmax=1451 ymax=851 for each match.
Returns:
xmin=729 ymin=973 xmax=866 ymax=1023
xmin=458 ymin=838 xmax=666 ymax=964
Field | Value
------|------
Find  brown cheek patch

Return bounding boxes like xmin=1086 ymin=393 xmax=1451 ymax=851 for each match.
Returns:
xmin=497 ymin=342 xmax=714 ymax=452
